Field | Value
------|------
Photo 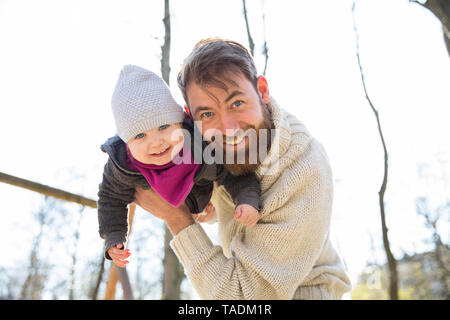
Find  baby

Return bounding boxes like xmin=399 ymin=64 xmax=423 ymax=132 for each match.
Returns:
xmin=97 ymin=65 xmax=261 ymax=267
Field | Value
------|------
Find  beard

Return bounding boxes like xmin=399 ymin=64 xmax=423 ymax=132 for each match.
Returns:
xmin=223 ymin=101 xmax=274 ymax=176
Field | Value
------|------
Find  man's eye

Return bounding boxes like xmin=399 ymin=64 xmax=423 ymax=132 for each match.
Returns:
xmin=232 ymin=100 xmax=243 ymax=107
xmin=135 ymin=133 xmax=145 ymax=139
xmin=201 ymin=112 xmax=213 ymax=119
xmin=159 ymin=124 xmax=169 ymax=130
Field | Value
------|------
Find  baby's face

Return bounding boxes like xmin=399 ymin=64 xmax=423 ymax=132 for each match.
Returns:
xmin=127 ymin=122 xmax=184 ymax=165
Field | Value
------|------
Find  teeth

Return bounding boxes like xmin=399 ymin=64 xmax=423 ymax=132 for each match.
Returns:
xmin=226 ymin=135 xmax=245 ymax=145
xmin=153 ymin=148 xmax=167 ymax=155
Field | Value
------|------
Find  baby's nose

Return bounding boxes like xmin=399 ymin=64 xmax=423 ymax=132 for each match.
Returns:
xmin=149 ymin=139 xmax=164 ymax=151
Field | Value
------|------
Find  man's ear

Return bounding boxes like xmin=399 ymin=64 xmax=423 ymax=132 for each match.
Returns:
xmin=256 ymin=75 xmax=270 ymax=104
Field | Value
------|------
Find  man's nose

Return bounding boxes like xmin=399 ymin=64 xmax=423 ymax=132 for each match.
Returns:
xmin=218 ymin=114 xmax=240 ymax=137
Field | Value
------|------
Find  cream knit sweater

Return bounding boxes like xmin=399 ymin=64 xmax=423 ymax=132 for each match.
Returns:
xmin=170 ymin=98 xmax=352 ymax=299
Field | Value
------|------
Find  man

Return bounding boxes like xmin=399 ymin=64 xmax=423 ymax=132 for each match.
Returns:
xmin=134 ymin=38 xmax=352 ymax=299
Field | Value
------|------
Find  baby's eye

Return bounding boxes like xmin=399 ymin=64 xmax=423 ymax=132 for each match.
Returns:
xmin=159 ymin=124 xmax=169 ymax=130
xmin=135 ymin=133 xmax=145 ymax=139
xmin=232 ymin=100 xmax=243 ymax=108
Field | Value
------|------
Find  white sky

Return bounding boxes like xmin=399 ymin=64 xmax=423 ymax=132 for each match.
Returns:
xmin=0 ymin=0 xmax=449 ymax=299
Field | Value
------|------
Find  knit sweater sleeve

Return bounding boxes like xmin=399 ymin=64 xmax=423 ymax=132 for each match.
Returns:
xmin=169 ymin=139 xmax=334 ymax=299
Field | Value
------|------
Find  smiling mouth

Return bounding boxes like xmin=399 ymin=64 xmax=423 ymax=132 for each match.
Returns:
xmin=150 ymin=146 xmax=171 ymax=157
xmin=224 ymin=134 xmax=246 ymax=146
xmin=223 ymin=136 xmax=248 ymax=150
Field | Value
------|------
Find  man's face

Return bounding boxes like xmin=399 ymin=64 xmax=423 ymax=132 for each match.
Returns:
xmin=186 ymin=72 xmax=272 ymax=175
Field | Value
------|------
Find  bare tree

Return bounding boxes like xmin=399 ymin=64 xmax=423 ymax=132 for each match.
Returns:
xmin=131 ymin=231 xmax=159 ymax=299
xmin=161 ymin=0 xmax=171 ymax=86
xmin=0 ymin=267 xmax=23 ymax=299
xmin=261 ymin=8 xmax=269 ymax=76
xmin=68 ymin=206 xmax=85 ymax=299
xmin=160 ymin=0 xmax=185 ymax=300
xmin=89 ymin=252 xmax=106 ymax=300
xmin=411 ymin=0 xmax=450 ymax=56
xmin=415 ymin=197 xmax=450 ymax=299
xmin=242 ymin=0 xmax=255 ymax=57
xmin=116 ymin=266 xmax=134 ymax=300
xmin=242 ymin=0 xmax=269 ymax=75
xmin=352 ymin=2 xmax=399 ymax=300
xmin=19 ymin=197 xmax=59 ymax=299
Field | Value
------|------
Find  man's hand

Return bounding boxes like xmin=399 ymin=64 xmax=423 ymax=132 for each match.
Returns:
xmin=134 ymin=187 xmax=195 ymax=235
xmin=234 ymin=204 xmax=259 ymax=227
xmin=193 ymin=202 xmax=216 ymax=223
xmin=107 ymin=244 xmax=131 ymax=268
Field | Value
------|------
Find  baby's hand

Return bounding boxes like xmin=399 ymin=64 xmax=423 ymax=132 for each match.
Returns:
xmin=234 ymin=204 xmax=259 ymax=227
xmin=107 ymin=243 xmax=131 ymax=268
xmin=193 ymin=202 xmax=216 ymax=223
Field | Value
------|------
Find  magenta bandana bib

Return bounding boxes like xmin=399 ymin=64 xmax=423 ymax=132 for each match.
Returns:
xmin=126 ymin=146 xmax=200 ymax=208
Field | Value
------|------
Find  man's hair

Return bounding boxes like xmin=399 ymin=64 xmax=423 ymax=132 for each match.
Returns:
xmin=177 ymin=38 xmax=259 ymax=105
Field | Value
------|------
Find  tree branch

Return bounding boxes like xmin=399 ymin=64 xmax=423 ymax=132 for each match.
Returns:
xmin=242 ymin=0 xmax=255 ymax=56
xmin=262 ymin=8 xmax=269 ymax=75
xmin=410 ymin=0 xmax=450 ymax=57
xmin=352 ymin=1 xmax=399 ymax=300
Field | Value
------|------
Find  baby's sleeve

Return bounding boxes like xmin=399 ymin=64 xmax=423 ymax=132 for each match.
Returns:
xmin=185 ymin=178 xmax=214 ymax=214
xmin=97 ymin=158 xmax=136 ymax=259
xmin=217 ymin=168 xmax=261 ymax=211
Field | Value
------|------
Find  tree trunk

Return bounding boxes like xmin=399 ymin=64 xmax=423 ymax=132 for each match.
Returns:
xmin=90 ymin=253 xmax=105 ymax=300
xmin=162 ymin=225 xmax=185 ymax=299
xmin=117 ymin=267 xmax=134 ymax=300
xmin=20 ymin=202 xmax=50 ymax=300
xmin=415 ymin=198 xmax=450 ymax=299
xmin=352 ymin=2 xmax=399 ymax=300
xmin=160 ymin=0 xmax=185 ymax=300
xmin=161 ymin=0 xmax=171 ymax=85
xmin=68 ymin=206 xmax=84 ymax=300
xmin=411 ymin=0 xmax=450 ymax=57
xmin=242 ymin=0 xmax=255 ymax=57
xmin=262 ymin=9 xmax=269 ymax=76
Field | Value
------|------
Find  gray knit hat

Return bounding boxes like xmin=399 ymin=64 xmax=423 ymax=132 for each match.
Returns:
xmin=111 ymin=65 xmax=185 ymax=143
